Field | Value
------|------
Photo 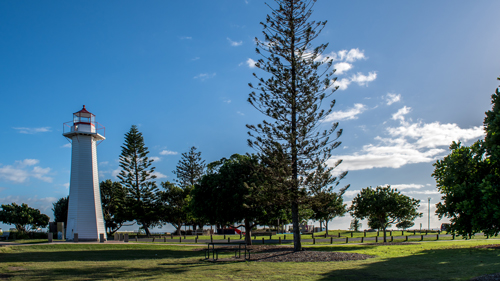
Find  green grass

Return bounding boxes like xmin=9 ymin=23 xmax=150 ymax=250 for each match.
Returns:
xmin=0 ymin=238 xmax=499 ymax=280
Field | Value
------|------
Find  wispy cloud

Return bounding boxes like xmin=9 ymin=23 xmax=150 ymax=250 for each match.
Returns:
xmin=191 ymin=57 xmax=200 ymax=61
xmin=150 ymin=156 xmax=161 ymax=162
xmin=223 ymin=99 xmax=231 ymax=104
xmin=13 ymin=127 xmax=51 ymax=134
xmin=153 ymin=171 xmax=167 ymax=179
xmin=385 ymin=93 xmax=401 ymax=105
xmin=324 ymin=103 xmax=367 ymax=122
xmin=350 ymin=72 xmax=377 ymax=86
xmin=0 ymin=195 xmax=58 ymax=214
xmin=194 ymin=73 xmax=216 ymax=81
xmin=0 ymin=159 xmax=53 ymax=183
xmin=386 ymin=183 xmax=424 ymax=190
xmin=180 ymin=36 xmax=192 ymax=40
xmin=227 ymin=37 xmax=242 ymax=46
xmin=160 ymin=150 xmax=178 ymax=156
xmin=61 ymin=143 xmax=71 ymax=148
xmin=237 ymin=111 xmax=245 ymax=116
xmin=392 ymin=106 xmax=411 ymax=124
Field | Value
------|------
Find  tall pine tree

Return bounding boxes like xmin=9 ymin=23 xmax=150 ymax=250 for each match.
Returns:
xmin=118 ymin=125 xmax=160 ymax=236
xmin=247 ymin=0 xmax=346 ymax=251
xmin=173 ymin=146 xmax=206 ymax=189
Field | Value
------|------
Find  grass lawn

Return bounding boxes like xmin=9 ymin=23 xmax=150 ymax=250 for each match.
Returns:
xmin=0 ymin=239 xmax=499 ymax=280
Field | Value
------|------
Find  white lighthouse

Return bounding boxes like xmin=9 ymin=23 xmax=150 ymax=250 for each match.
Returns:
xmin=63 ymin=105 xmax=106 ymax=241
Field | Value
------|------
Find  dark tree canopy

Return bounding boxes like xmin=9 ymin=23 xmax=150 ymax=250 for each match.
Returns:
xmin=433 ymin=77 xmax=500 ymax=238
xmin=247 ymin=0 xmax=347 ymax=251
xmin=100 ymin=180 xmax=128 ymax=235
xmin=349 ymin=186 xmax=422 ymax=242
xmin=160 ymin=181 xmax=192 ymax=235
xmin=52 ymin=196 xmax=68 ymax=226
xmin=191 ymin=154 xmax=270 ymax=245
xmin=0 ymin=203 xmax=50 ymax=232
xmin=117 ymin=125 xmax=160 ymax=236
xmin=173 ymin=146 xmax=206 ymax=189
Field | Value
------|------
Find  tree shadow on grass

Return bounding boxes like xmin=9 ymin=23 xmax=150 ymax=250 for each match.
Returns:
xmin=0 ymin=248 xmax=205 ymax=263
xmin=317 ymin=247 xmax=500 ymax=281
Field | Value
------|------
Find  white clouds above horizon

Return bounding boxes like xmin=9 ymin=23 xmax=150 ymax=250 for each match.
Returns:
xmin=0 ymin=159 xmax=52 ymax=183
xmin=324 ymin=103 xmax=367 ymax=122
xmin=227 ymin=37 xmax=242 ymax=46
xmin=153 ymin=171 xmax=167 ymax=179
xmin=160 ymin=150 xmax=178 ymax=156
xmin=386 ymin=93 xmax=401 ymax=105
xmin=13 ymin=127 xmax=51 ymax=134
xmin=333 ymin=62 xmax=353 ymax=75
xmin=180 ymin=36 xmax=192 ymax=40
xmin=329 ymin=107 xmax=484 ymax=172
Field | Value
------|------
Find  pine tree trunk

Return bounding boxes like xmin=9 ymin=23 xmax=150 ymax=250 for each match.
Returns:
xmin=326 ymin=221 xmax=329 ymax=236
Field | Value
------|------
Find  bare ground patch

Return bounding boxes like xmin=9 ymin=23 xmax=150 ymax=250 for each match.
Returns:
xmin=197 ymin=245 xmax=373 ymax=262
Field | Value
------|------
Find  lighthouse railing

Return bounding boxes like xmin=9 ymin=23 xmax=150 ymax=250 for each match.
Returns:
xmin=63 ymin=121 xmax=105 ymax=137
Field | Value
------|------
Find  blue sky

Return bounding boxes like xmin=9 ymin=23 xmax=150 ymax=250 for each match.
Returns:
xmin=1 ymin=0 xmax=499 ymax=232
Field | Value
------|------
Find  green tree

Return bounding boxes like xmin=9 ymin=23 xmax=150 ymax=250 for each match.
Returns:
xmin=247 ymin=0 xmax=347 ymax=251
xmin=349 ymin=218 xmax=362 ymax=232
xmin=100 ymin=180 xmax=128 ymax=235
xmin=349 ymin=186 xmax=422 ymax=242
xmin=52 ymin=196 xmax=68 ymax=226
xmin=159 ymin=181 xmax=192 ymax=235
xmin=0 ymin=203 xmax=50 ymax=232
xmin=117 ymin=125 xmax=160 ymax=236
xmin=173 ymin=146 xmax=206 ymax=189
xmin=191 ymin=154 xmax=269 ymax=245
xmin=310 ymin=191 xmax=346 ymax=235
xmin=433 ymin=77 xmax=500 ymax=238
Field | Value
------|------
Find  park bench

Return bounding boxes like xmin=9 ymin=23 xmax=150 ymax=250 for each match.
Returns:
xmin=205 ymin=242 xmax=249 ymax=260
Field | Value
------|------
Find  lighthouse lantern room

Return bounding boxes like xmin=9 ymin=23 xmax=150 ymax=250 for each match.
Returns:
xmin=63 ymin=105 xmax=106 ymax=241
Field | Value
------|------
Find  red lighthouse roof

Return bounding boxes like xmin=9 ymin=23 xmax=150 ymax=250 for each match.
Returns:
xmin=74 ymin=105 xmax=94 ymax=117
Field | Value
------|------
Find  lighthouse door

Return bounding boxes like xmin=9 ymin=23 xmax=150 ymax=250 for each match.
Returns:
xmin=67 ymin=219 xmax=75 ymax=241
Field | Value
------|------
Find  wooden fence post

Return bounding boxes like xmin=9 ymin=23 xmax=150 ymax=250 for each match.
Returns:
xmin=345 ymin=237 xmax=348 ymax=244
xmin=361 ymin=237 xmax=364 ymax=243
xmin=313 ymin=237 xmax=316 ymax=244
xmin=375 ymin=236 xmax=378 ymax=243
xmin=262 ymin=238 xmax=265 ymax=244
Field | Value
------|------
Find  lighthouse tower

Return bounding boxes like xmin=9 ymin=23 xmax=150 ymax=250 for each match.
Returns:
xmin=63 ymin=105 xmax=106 ymax=241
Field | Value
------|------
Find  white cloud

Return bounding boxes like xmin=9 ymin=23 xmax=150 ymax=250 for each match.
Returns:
xmin=324 ymin=103 xmax=366 ymax=122
xmin=405 ymin=190 xmax=440 ymax=195
xmin=191 ymin=57 xmax=200 ymax=61
xmin=61 ymin=143 xmax=71 ymax=148
xmin=150 ymin=156 xmax=161 ymax=162
xmin=386 ymin=184 xmax=424 ymax=190
xmin=333 ymin=78 xmax=351 ymax=90
xmin=343 ymin=189 xmax=361 ymax=197
xmin=386 ymin=93 xmax=401 ymax=105
xmin=323 ymin=48 xmax=366 ymax=63
xmin=392 ymin=106 xmax=412 ymax=124
xmin=227 ymin=37 xmax=243 ymax=47
xmin=0 ymin=159 xmax=52 ymax=183
xmin=351 ymin=72 xmax=377 ymax=86
xmin=334 ymin=62 xmax=353 ymax=75
xmin=223 ymin=99 xmax=231 ymax=104
xmin=63 ymin=183 xmax=69 ymax=189
xmin=111 ymin=168 xmax=120 ymax=178
xmin=329 ymin=116 xmax=484 ymax=172
xmin=13 ymin=127 xmax=51 ymax=134
xmin=194 ymin=73 xmax=216 ymax=81
xmin=99 ymin=161 xmax=109 ymax=166
xmin=246 ymin=58 xmax=257 ymax=68
xmin=153 ymin=171 xmax=167 ymax=179
xmin=160 ymin=150 xmax=178 ymax=156
xmin=180 ymin=36 xmax=192 ymax=40
xmin=237 ymin=111 xmax=245 ymax=116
